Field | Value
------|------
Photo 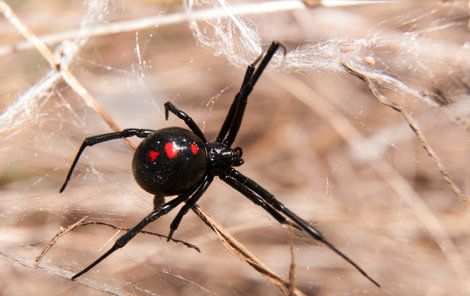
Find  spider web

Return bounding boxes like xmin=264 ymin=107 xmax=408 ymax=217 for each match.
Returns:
xmin=1 ymin=0 xmax=470 ymax=295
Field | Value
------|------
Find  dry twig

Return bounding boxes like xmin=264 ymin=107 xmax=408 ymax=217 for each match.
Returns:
xmin=341 ymin=62 xmax=470 ymax=209
xmin=0 ymin=0 xmax=395 ymax=57
xmin=35 ymin=217 xmax=200 ymax=266
xmin=287 ymin=225 xmax=297 ymax=296
xmin=192 ymin=205 xmax=307 ymax=296
xmin=35 ymin=216 xmax=89 ymax=266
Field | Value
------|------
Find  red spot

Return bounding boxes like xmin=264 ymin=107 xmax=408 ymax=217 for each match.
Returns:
xmin=165 ymin=142 xmax=179 ymax=159
xmin=148 ymin=150 xmax=159 ymax=162
xmin=191 ymin=143 xmax=199 ymax=155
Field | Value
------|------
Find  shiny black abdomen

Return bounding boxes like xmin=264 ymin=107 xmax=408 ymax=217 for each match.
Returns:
xmin=132 ymin=127 xmax=207 ymax=196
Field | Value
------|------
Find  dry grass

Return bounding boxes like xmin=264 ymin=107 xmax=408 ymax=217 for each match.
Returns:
xmin=1 ymin=0 xmax=470 ymax=295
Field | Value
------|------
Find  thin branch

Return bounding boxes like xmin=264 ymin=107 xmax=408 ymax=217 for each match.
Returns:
xmin=288 ymin=225 xmax=297 ymax=296
xmin=59 ymin=70 xmax=136 ymax=149
xmin=0 ymin=0 xmax=395 ymax=57
xmin=35 ymin=217 xmax=200 ymax=266
xmin=192 ymin=205 xmax=307 ymax=296
xmin=35 ymin=216 xmax=89 ymax=266
xmin=303 ymin=0 xmax=395 ymax=8
xmin=0 ymin=1 xmax=64 ymax=134
xmin=79 ymin=220 xmax=200 ymax=251
xmin=350 ymin=97 xmax=470 ymax=162
xmin=0 ymin=0 xmax=134 ymax=149
xmin=342 ymin=62 xmax=470 ymax=208
xmin=0 ymin=0 xmax=56 ymax=66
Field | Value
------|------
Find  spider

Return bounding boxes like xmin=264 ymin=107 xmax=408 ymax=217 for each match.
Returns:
xmin=60 ymin=41 xmax=380 ymax=287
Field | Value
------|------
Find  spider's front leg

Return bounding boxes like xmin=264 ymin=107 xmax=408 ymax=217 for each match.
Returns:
xmin=164 ymin=102 xmax=207 ymax=143
xmin=60 ymin=128 xmax=155 ymax=192
xmin=217 ymin=41 xmax=286 ymax=146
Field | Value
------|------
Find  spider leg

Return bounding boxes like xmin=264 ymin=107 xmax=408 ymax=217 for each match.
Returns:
xmin=219 ymin=41 xmax=286 ymax=147
xmin=215 ymin=56 xmax=259 ymax=142
xmin=166 ymin=176 xmax=213 ymax=241
xmin=60 ymin=129 xmax=155 ymax=193
xmin=153 ymin=195 xmax=166 ymax=211
xmin=228 ymin=169 xmax=381 ymax=288
xmin=221 ymin=175 xmax=299 ymax=230
xmin=71 ymin=189 xmax=194 ymax=280
xmin=164 ymin=102 xmax=207 ymax=143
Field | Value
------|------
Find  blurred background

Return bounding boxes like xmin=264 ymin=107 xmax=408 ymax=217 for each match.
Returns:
xmin=0 ymin=0 xmax=469 ymax=295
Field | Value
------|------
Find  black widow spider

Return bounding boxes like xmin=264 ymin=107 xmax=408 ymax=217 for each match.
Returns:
xmin=60 ymin=41 xmax=380 ymax=287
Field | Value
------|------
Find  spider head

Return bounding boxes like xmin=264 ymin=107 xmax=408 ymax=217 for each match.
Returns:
xmin=232 ymin=147 xmax=244 ymax=166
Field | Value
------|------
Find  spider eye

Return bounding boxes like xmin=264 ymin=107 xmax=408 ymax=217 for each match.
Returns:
xmin=165 ymin=142 xmax=179 ymax=159
xmin=148 ymin=150 xmax=159 ymax=162
xmin=191 ymin=143 xmax=199 ymax=155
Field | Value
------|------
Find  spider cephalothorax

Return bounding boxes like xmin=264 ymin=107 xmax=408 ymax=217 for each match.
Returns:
xmin=206 ymin=143 xmax=244 ymax=175
xmin=60 ymin=41 xmax=380 ymax=288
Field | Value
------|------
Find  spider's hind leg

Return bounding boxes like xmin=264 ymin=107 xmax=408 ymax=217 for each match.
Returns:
xmin=228 ymin=169 xmax=381 ymax=288
xmin=221 ymin=174 xmax=298 ymax=229
xmin=166 ymin=177 xmax=213 ymax=241
xmin=71 ymin=189 xmax=195 ymax=280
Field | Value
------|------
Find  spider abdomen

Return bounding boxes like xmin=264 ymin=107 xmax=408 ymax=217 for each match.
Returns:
xmin=132 ymin=127 xmax=207 ymax=196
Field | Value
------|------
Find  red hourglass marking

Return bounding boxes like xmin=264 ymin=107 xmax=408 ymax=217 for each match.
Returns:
xmin=191 ymin=143 xmax=199 ymax=155
xmin=148 ymin=150 xmax=159 ymax=162
xmin=165 ymin=142 xmax=179 ymax=159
